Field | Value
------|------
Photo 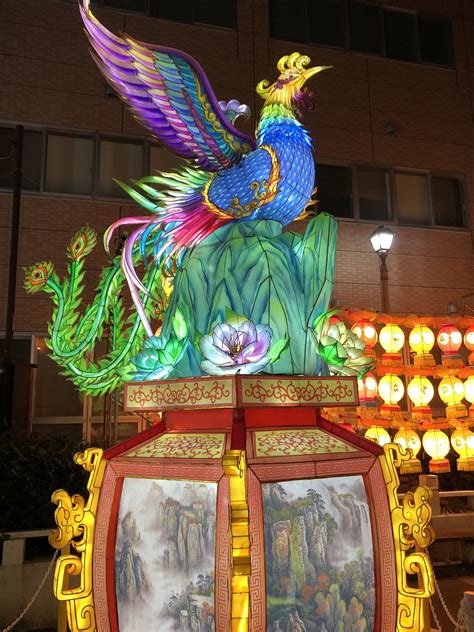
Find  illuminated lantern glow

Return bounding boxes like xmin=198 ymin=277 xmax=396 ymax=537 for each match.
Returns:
xmin=365 ymin=426 xmax=391 ymax=447
xmin=379 ymin=324 xmax=405 ymax=366
xmin=357 ymin=371 xmax=378 ymax=406
xmin=378 ymin=373 xmax=404 ymax=414
xmin=351 ymin=320 xmax=377 ymax=357
xmin=464 ymin=376 xmax=474 ymax=417
xmin=464 ymin=326 xmax=474 ymax=366
xmin=450 ymin=425 xmax=474 ymax=471
xmin=407 ymin=375 xmax=434 ymax=419
xmin=394 ymin=428 xmax=422 ymax=473
xmin=438 ymin=376 xmax=467 ymax=419
xmin=408 ymin=325 xmax=435 ymax=368
xmin=437 ymin=325 xmax=463 ymax=367
xmin=422 ymin=429 xmax=451 ymax=473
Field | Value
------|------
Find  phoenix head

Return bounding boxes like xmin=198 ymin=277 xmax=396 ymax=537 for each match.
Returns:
xmin=257 ymin=53 xmax=331 ymax=117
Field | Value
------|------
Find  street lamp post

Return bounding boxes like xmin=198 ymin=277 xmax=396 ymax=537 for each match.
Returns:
xmin=369 ymin=225 xmax=395 ymax=313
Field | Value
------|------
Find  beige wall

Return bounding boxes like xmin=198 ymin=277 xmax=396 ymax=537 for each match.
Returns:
xmin=0 ymin=0 xmax=473 ymax=334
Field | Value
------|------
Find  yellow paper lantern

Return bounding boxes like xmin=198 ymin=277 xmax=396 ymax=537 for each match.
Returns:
xmin=394 ymin=428 xmax=422 ymax=473
xmin=378 ymin=374 xmax=404 ymax=413
xmin=407 ymin=375 xmax=434 ymax=418
xmin=365 ymin=426 xmax=391 ymax=447
xmin=422 ymin=429 xmax=451 ymax=473
xmin=379 ymin=324 xmax=405 ymax=365
xmin=451 ymin=426 xmax=474 ymax=471
xmin=438 ymin=376 xmax=467 ymax=419
xmin=463 ymin=376 xmax=474 ymax=417
xmin=408 ymin=325 xmax=435 ymax=368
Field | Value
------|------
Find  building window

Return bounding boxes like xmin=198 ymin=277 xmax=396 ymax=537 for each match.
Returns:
xmin=317 ymin=161 xmax=466 ymax=229
xmin=316 ymin=164 xmax=353 ymax=218
xmin=384 ymin=8 xmax=418 ymax=63
xmin=431 ymin=176 xmax=464 ymax=227
xmin=102 ymin=0 xmax=147 ymax=12
xmin=45 ymin=134 xmax=94 ymax=195
xmin=269 ymin=1 xmax=453 ymax=68
xmin=349 ymin=0 xmax=383 ymax=55
xmin=308 ymin=0 xmax=346 ymax=48
xmin=150 ymin=145 xmax=185 ymax=176
xmin=357 ymin=166 xmax=391 ymax=221
xmin=149 ymin=0 xmax=236 ymax=28
xmin=99 ymin=138 xmax=144 ymax=198
xmin=395 ymin=172 xmax=431 ymax=226
xmin=418 ymin=15 xmax=453 ymax=67
xmin=0 ymin=127 xmax=42 ymax=192
xmin=269 ymin=0 xmax=306 ymax=42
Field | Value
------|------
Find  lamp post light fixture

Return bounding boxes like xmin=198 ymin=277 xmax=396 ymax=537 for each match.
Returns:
xmin=369 ymin=225 xmax=395 ymax=313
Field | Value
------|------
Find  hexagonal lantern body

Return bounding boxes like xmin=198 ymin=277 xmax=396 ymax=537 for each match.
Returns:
xmin=49 ymin=376 xmax=436 ymax=632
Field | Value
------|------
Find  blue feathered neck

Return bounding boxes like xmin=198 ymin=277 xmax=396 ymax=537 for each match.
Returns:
xmin=256 ymin=104 xmax=312 ymax=148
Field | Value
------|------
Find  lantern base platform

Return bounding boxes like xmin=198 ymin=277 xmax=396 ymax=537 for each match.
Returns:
xmin=399 ymin=459 xmax=422 ymax=475
xmin=446 ymin=404 xmax=468 ymax=419
xmin=457 ymin=457 xmax=474 ymax=472
xmin=428 ymin=459 xmax=451 ymax=473
xmin=413 ymin=354 xmax=435 ymax=368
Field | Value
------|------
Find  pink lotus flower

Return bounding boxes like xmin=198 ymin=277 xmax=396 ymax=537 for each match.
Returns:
xmin=200 ymin=316 xmax=273 ymax=375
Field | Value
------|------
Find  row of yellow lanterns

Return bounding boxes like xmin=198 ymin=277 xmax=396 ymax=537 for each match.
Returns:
xmin=359 ymin=372 xmax=474 ymax=418
xmin=364 ymin=425 xmax=474 ymax=474
xmin=351 ymin=320 xmax=474 ymax=367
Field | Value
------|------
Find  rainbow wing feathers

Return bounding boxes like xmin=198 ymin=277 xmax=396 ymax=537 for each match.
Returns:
xmin=80 ymin=0 xmax=254 ymax=171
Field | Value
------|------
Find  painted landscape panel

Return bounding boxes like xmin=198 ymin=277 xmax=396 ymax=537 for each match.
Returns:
xmin=263 ymin=475 xmax=375 ymax=631
xmin=115 ymin=477 xmax=217 ymax=631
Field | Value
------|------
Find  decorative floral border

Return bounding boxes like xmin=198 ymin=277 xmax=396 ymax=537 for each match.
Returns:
xmin=124 ymin=375 xmax=358 ymax=411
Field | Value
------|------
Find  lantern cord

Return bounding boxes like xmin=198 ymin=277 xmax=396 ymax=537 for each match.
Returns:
xmin=1 ymin=550 xmax=58 ymax=632
xmin=430 ymin=598 xmax=444 ymax=632
xmin=427 ymin=552 xmax=460 ymax=629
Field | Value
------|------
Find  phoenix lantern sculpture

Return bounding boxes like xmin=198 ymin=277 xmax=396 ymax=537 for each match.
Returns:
xmin=24 ymin=0 xmax=372 ymax=394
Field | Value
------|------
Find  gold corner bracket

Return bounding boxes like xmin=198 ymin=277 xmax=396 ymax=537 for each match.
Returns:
xmin=49 ymin=447 xmax=106 ymax=632
xmin=223 ymin=449 xmax=250 ymax=632
xmin=380 ymin=443 xmax=435 ymax=632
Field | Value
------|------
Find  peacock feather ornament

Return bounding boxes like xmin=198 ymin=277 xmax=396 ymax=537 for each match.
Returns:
xmin=79 ymin=0 xmax=329 ymax=335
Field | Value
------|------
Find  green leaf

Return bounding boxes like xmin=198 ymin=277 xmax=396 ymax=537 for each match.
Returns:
xmin=267 ymin=335 xmax=289 ymax=363
xmin=171 ymin=308 xmax=187 ymax=340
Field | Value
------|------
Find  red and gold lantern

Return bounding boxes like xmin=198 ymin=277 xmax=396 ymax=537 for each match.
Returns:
xmin=351 ymin=320 xmax=378 ymax=358
xmin=437 ymin=325 xmax=463 ymax=368
xmin=357 ymin=371 xmax=378 ymax=407
xmin=464 ymin=326 xmax=474 ymax=366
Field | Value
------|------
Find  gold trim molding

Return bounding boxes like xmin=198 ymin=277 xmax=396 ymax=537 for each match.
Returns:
xmin=380 ymin=443 xmax=435 ymax=632
xmin=49 ymin=448 xmax=105 ymax=632
xmin=223 ymin=450 xmax=251 ymax=632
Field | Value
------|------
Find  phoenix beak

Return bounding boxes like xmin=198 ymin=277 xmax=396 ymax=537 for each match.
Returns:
xmin=301 ymin=65 xmax=332 ymax=83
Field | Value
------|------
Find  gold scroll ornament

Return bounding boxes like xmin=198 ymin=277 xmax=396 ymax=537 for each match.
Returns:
xmin=380 ymin=443 xmax=435 ymax=632
xmin=223 ymin=449 xmax=251 ymax=632
xmin=49 ymin=448 xmax=105 ymax=632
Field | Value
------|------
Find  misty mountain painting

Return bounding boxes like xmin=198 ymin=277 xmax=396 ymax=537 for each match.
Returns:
xmin=263 ymin=475 xmax=375 ymax=631
xmin=115 ymin=477 xmax=217 ymax=631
